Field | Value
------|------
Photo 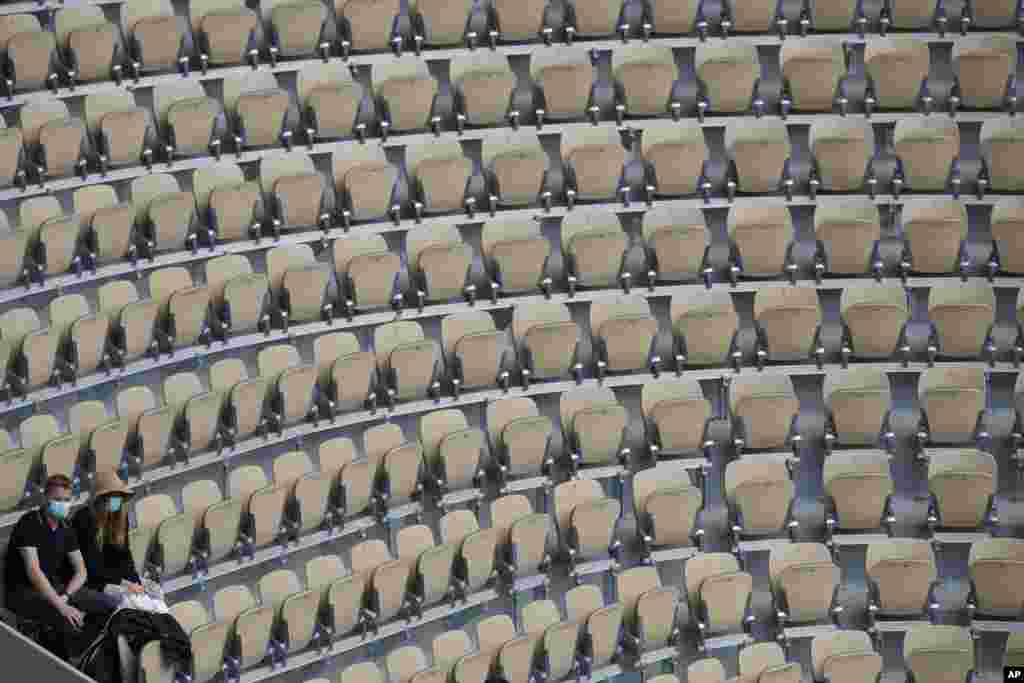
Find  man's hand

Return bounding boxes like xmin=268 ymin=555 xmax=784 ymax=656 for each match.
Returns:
xmin=125 ymin=582 xmax=145 ymax=595
xmin=59 ymin=603 xmax=84 ymax=630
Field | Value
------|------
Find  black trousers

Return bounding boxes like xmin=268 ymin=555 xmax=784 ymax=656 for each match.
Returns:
xmin=6 ymin=586 xmax=118 ymax=661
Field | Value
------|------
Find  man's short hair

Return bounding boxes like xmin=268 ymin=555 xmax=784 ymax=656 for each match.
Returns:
xmin=44 ymin=474 xmax=73 ymax=495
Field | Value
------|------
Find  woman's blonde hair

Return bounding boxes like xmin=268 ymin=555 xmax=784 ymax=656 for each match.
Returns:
xmin=94 ymin=497 xmax=128 ymax=549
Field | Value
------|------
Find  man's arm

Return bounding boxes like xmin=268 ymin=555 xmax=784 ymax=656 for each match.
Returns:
xmin=20 ymin=547 xmax=65 ymax=609
xmin=64 ymin=550 xmax=87 ymax=597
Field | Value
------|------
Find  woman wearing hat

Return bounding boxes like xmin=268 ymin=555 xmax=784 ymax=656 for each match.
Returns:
xmin=71 ymin=471 xmax=144 ymax=597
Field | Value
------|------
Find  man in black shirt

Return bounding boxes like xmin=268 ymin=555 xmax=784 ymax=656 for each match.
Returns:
xmin=4 ymin=474 xmax=116 ymax=661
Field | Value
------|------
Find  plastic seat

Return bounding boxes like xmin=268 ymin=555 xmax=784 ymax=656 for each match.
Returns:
xmin=419 ymin=409 xmax=486 ymax=505
xmin=809 ymin=0 xmax=859 ymax=31
xmin=633 ymin=466 xmax=702 ymax=561
xmin=641 ymin=379 xmax=713 ymax=461
xmin=865 ymin=539 xmax=938 ymax=623
xmin=23 ymin=414 xmax=71 ymax=491
xmin=729 ymin=375 xmax=799 ymax=453
xmin=727 ymin=0 xmax=780 ymax=32
xmin=968 ymin=538 xmax=1024 ymax=620
xmin=69 ymin=401 xmax=125 ymax=482
xmin=564 ymin=584 xmax=622 ymax=675
xmin=953 ymin=36 xmax=1017 ymax=112
xmin=769 ymin=543 xmax=841 ymax=627
xmin=552 ymin=479 xmax=620 ymax=577
xmin=131 ymin=174 xmax=198 ymax=257
xmin=567 ymin=0 xmax=627 ymax=37
xmin=49 ymin=294 xmax=109 ymax=382
xmin=918 ymin=367 xmax=986 ymax=446
xmin=485 ymin=398 xmax=554 ymax=491
xmin=229 ymin=465 xmax=292 ymax=554
xmin=823 ymin=368 xmax=893 ymax=448
xmin=481 ymin=133 xmax=551 ymax=212
xmin=335 ymin=0 xmax=401 ymax=54
xmin=824 ymin=450 xmax=894 ymax=541
xmin=388 ymin=645 xmax=430 ymax=683
xmin=0 ymin=14 xmax=60 ymax=94
xmin=153 ymin=79 xmax=227 ymax=160
xmin=407 ymin=140 xmax=475 ymax=218
xmin=684 ymin=552 xmax=754 ymax=641
xmin=374 ymin=320 xmax=442 ymax=402
xmin=192 ymin=161 xmax=263 ymax=244
xmin=981 ymin=118 xmax=1024 ymax=192
xmin=205 ymin=254 xmax=271 ymax=339
xmin=433 ymin=630 xmax=473 ymax=677
xmin=927 ymin=449 xmax=996 ymax=531
xmin=411 ymin=0 xmax=474 ymax=47
xmin=562 ymin=126 xmax=628 ymax=206
xmin=407 ymin=224 xmax=474 ymax=308
xmin=893 ymin=118 xmax=960 ymax=194
xmin=888 ymin=0 xmax=942 ymax=29
xmin=19 ymin=195 xmax=83 ymax=279
xmin=695 ymin=44 xmax=760 ymax=117
xmin=814 ymin=199 xmax=880 ymax=276
xmin=0 ymin=308 xmax=51 ymax=397
xmin=810 ymin=631 xmax=882 ymax=683
xmin=0 ymin=115 xmax=25 ymax=190
xmin=444 ymin=512 xmax=501 ymax=598
xmin=84 ymin=91 xmax=156 ymax=175
xmin=0 ymin=213 xmax=32 ymax=290
xmin=671 ymin=290 xmax=739 ymax=368
xmin=181 ymin=479 xmax=244 ymax=565
xmin=363 ymin=423 xmax=425 ymax=514
xmin=441 ymin=311 xmax=508 ymax=395
xmin=314 ymin=332 xmax=376 ymax=415
xmin=640 ymin=122 xmax=708 ymax=201
xmin=450 ymin=52 xmax=517 ymax=130
xmin=559 ymin=386 xmax=630 ymax=476
xmin=260 ymin=152 xmax=333 ymax=237
xmin=266 ymin=244 xmax=334 ymax=328
xmin=737 ymin=642 xmax=802 ymax=683
xmin=397 ymin=524 xmax=458 ymax=614
xmin=73 ymin=185 xmax=135 ymax=268
xmin=297 ymin=62 xmax=364 ymax=146
xmin=863 ymin=39 xmax=931 ymax=113
xmin=215 ymin=584 xmax=276 ymax=672
xmin=169 ymin=601 xmax=229 ymax=683
xmin=20 ymin=98 xmax=88 ymax=181
xmin=116 ymin=386 xmax=177 ymax=474
xmin=209 ymin=358 xmax=269 ymax=443
xmin=374 ymin=60 xmax=440 ymax=135
xmin=262 ymin=0 xmax=332 ymax=62
xmin=590 ymin=294 xmax=658 ymax=377
xmin=54 ymin=5 xmax=122 ymax=85
xmin=808 ymin=119 xmax=875 ymax=194
xmin=490 ymin=0 xmax=549 ymax=41
xmin=839 ymin=286 xmax=909 ymax=361
xmin=491 ymin=494 xmax=551 ymax=579
xmin=257 ymin=344 xmax=320 ymax=431
xmin=903 ymin=625 xmax=976 ymax=683
xmin=454 ymin=616 xmax=516 ymax=683
xmin=558 ymin=204 xmax=627 ymax=286
xmin=648 ymin=0 xmax=699 ymax=34
xmin=190 ymin=0 xmax=263 ymax=68
xmin=725 ymin=454 xmax=796 ymax=544
xmin=225 ymin=71 xmax=298 ymax=151
xmin=728 ymin=205 xmax=793 ymax=279
xmin=353 ymin=537 xmax=414 ymax=625
xmin=512 ymin=302 xmax=581 ymax=385
xmin=530 ymin=49 xmax=595 ymax=123
xmin=641 ymin=206 xmax=708 ymax=286
xmin=480 ymin=219 xmax=550 ymax=298
xmin=332 ymin=233 xmax=401 ymax=319
xmin=779 ymin=40 xmax=846 ymax=115
xmin=121 ymin=0 xmax=188 ymax=77
xmin=259 ymin=568 xmax=322 ymax=656
xmin=333 ymin=146 xmax=402 ymax=226
xmin=497 ymin=600 xmax=558 ymax=683
xmin=753 ymin=288 xmax=822 ymax=365
xmin=612 ymin=45 xmax=680 ymax=122
xmin=130 ymin=493 xmax=194 ymax=579
xmin=725 ymin=120 xmax=791 ymax=197
xmin=991 ymin=198 xmax=1024 ymax=274
xmin=149 ymin=267 xmax=211 ymax=351
xmin=928 ymin=284 xmax=996 ymax=360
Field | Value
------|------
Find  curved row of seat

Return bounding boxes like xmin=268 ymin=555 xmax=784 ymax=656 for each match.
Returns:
xmin=0 ymin=0 xmax=1017 ymax=105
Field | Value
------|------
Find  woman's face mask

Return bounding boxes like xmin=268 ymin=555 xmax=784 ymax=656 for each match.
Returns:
xmin=47 ymin=499 xmax=71 ymax=520
xmin=107 ymin=496 xmax=122 ymax=513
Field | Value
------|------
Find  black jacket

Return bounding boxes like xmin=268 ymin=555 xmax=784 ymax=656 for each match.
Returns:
xmin=71 ymin=507 xmax=140 ymax=591
xmin=79 ymin=609 xmax=192 ymax=683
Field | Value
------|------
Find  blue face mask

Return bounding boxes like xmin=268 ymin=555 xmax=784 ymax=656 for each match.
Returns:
xmin=107 ymin=496 xmax=122 ymax=513
xmin=47 ymin=500 xmax=71 ymax=520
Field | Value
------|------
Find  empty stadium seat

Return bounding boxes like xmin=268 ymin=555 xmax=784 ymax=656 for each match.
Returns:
xmin=530 ymin=48 xmax=595 ymax=123
xmin=84 ymin=91 xmax=156 ymax=173
xmin=893 ymin=117 xmax=961 ymax=195
xmin=863 ymin=39 xmax=932 ymax=114
xmin=122 ymin=0 xmax=188 ymax=77
xmin=810 ymin=630 xmax=882 ymax=683
xmin=725 ymin=454 xmax=798 ymax=547
xmin=224 ymin=71 xmax=298 ymax=152
xmin=737 ymin=642 xmax=802 ymax=683
xmin=560 ymin=210 xmax=629 ymax=294
xmin=261 ymin=152 xmax=334 ymax=236
xmin=191 ymin=0 xmax=262 ymax=69
xmin=589 ymin=294 xmax=659 ymax=377
xmin=729 ymin=374 xmax=800 ymax=453
xmin=181 ymin=478 xmax=244 ymax=565
xmin=808 ymin=119 xmax=876 ymax=196
xmin=991 ymin=198 xmax=1024 ymax=274
xmin=632 ymin=464 xmax=703 ymax=562
xmin=929 ymin=284 xmax=997 ymax=361
xmin=903 ymin=625 xmax=976 ymax=683
xmin=926 ymin=449 xmax=997 ymax=535
xmin=684 ymin=552 xmax=754 ymax=648
xmin=560 ymin=127 xmax=629 ymax=206
xmin=363 ymin=423 xmax=425 ymax=518
xmin=728 ymin=205 xmax=794 ymax=278
xmin=0 ymin=307 xmax=57 ymax=397
xmin=150 ymin=267 xmax=211 ymax=351
xmin=450 ymin=52 xmax=518 ymax=131
xmin=205 ymin=254 xmax=272 ymax=338
xmin=512 ymin=302 xmax=581 ymax=386
xmin=333 ymin=146 xmax=403 ymax=224
xmin=687 ymin=658 xmax=726 ymax=683
xmin=566 ymin=0 xmax=628 ymax=38
xmin=865 ymin=539 xmax=938 ymax=627
xmin=192 ymin=161 xmax=261 ymax=244
xmin=639 ymin=122 xmax=709 ymax=200
xmin=823 ymin=368 xmax=893 ymax=449
xmin=491 ymin=494 xmax=551 ymax=584
xmin=411 ymin=0 xmax=476 ymax=48
xmin=814 ymin=199 xmax=880 ymax=277
xmin=824 ymin=450 xmax=894 ymax=543
xmin=374 ymin=60 xmax=440 ymax=136
xmin=74 ymin=185 xmax=137 ymax=267
xmin=918 ymin=367 xmax=987 ymax=447
xmin=266 ymin=244 xmax=334 ymax=329
xmin=980 ymin=118 xmax=1024 ymax=192
xmin=21 ymin=98 xmax=88 ymax=181
xmin=439 ymin=509 xmax=498 ymax=596
xmin=552 ymin=479 xmax=621 ymax=579
xmin=753 ymin=288 xmax=823 ymax=366
xmin=0 ymin=115 xmax=25 ymax=190
xmin=153 ymin=78 xmax=226 ymax=160
xmin=649 ymin=0 xmax=699 ymax=34
xmin=725 ymin=120 xmax=792 ymax=198
xmin=497 ymin=599 xmax=558 ymax=683
xmin=779 ymin=39 xmax=847 ymax=116
xmin=374 ymin=320 xmax=443 ymax=403
xmin=298 ymin=62 xmax=365 ymax=144
xmin=486 ymin=397 xmax=554 ymax=495
xmin=257 ymin=344 xmax=320 ymax=431
xmin=406 ymin=224 xmax=475 ymax=308
xmin=952 ymin=36 xmax=1018 ymax=113
xmin=641 ymin=206 xmax=709 ymax=286
xmin=491 ymin=0 xmax=550 ymax=42
xmin=337 ymin=0 xmax=402 ymax=55
xmin=695 ymin=44 xmax=761 ymax=118
xmin=481 ymin=133 xmax=551 ymax=212
xmin=671 ymin=290 xmax=740 ymax=368
xmin=419 ymin=408 xmax=486 ymax=510
xmin=407 ymin=140 xmax=475 ymax=218
xmin=616 ymin=566 xmax=684 ymax=657
xmin=611 ymin=45 xmax=680 ymax=123
xmin=769 ymin=543 xmax=842 ymax=631
xmin=262 ymin=0 xmax=333 ymax=62
xmin=641 ymin=378 xmax=714 ymax=461
xmin=132 ymin=173 xmax=198 ymax=257
xmin=480 ymin=218 xmax=552 ymax=299
xmin=0 ymin=14 xmax=60 ymax=94
xmin=49 ymin=293 xmax=109 ymax=382
xmin=55 ymin=5 xmax=122 ymax=85
xmin=441 ymin=311 xmax=508 ymax=395
xmin=564 ymin=583 xmax=622 ymax=676
xmin=839 ymin=285 xmax=910 ymax=363
xmin=967 ymin=538 xmax=1024 ymax=620
xmin=559 ymin=386 xmax=630 ymax=480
